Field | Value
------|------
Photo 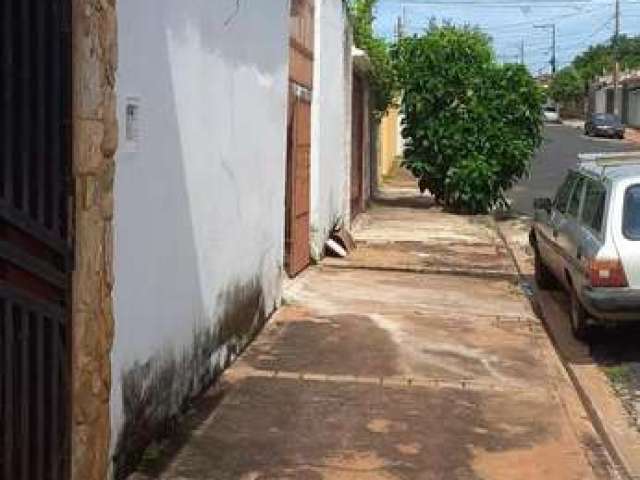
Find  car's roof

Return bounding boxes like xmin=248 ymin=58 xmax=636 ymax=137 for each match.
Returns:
xmin=577 ymin=152 xmax=640 ymax=183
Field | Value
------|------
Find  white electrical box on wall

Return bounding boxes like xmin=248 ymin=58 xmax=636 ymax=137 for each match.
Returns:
xmin=124 ymin=96 xmax=142 ymax=152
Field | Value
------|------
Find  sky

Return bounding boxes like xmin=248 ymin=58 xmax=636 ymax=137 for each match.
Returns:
xmin=373 ymin=0 xmax=640 ymax=75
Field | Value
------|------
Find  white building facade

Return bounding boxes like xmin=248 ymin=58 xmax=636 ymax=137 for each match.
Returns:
xmin=110 ymin=1 xmax=290 ymax=472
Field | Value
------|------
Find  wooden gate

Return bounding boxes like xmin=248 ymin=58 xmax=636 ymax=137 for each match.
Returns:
xmin=351 ymin=74 xmax=364 ymax=220
xmin=285 ymin=0 xmax=314 ymax=277
xmin=0 ymin=1 xmax=72 ymax=479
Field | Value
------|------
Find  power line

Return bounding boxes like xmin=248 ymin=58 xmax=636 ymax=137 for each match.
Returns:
xmin=476 ymin=9 xmax=597 ymax=33
xmin=395 ymin=0 xmax=640 ymax=5
xmin=573 ymin=14 xmax=615 ymax=43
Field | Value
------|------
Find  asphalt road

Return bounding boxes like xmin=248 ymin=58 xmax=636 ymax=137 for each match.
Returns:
xmin=509 ymin=124 xmax=639 ymax=215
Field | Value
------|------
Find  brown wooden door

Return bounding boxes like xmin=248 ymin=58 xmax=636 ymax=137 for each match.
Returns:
xmin=351 ymin=74 xmax=364 ymax=220
xmin=285 ymin=0 xmax=314 ymax=277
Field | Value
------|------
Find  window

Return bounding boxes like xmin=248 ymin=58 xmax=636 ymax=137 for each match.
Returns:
xmin=623 ymin=185 xmax=640 ymax=240
xmin=554 ymin=173 xmax=576 ymax=213
xmin=581 ymin=181 xmax=606 ymax=233
xmin=567 ymin=177 xmax=585 ymax=218
xmin=592 ymin=113 xmax=621 ymax=126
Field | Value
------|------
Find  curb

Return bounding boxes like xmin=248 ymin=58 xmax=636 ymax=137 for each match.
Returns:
xmin=561 ymin=356 xmax=634 ymax=480
xmin=493 ymin=218 xmax=638 ymax=480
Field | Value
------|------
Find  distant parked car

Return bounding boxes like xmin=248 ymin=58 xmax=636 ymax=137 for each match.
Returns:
xmin=585 ymin=113 xmax=625 ymax=139
xmin=530 ymin=152 xmax=640 ymax=340
xmin=543 ymin=105 xmax=560 ymax=123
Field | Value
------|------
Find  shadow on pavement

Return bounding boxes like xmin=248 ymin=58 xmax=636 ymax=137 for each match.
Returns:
xmin=527 ymin=273 xmax=640 ymax=374
xmin=372 ymin=194 xmax=436 ymax=209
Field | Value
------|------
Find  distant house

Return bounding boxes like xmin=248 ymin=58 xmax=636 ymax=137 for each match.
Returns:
xmin=0 ymin=1 xmax=373 ymax=479
xmin=378 ymin=102 xmax=404 ymax=185
xmin=590 ymin=70 xmax=640 ymax=128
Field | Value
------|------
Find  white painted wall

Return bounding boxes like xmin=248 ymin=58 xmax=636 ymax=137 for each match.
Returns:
xmin=628 ymin=89 xmax=640 ymax=127
xmin=595 ymin=88 xmax=607 ymax=113
xmin=111 ymin=0 xmax=289 ymax=458
xmin=310 ymin=0 xmax=351 ymax=259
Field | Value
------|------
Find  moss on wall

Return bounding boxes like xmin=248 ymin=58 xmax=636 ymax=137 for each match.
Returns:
xmin=112 ymin=278 xmax=272 ymax=479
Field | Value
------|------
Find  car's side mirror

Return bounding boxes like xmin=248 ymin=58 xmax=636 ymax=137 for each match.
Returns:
xmin=534 ymin=197 xmax=553 ymax=213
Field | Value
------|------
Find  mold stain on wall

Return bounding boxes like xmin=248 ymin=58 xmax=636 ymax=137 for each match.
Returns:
xmin=112 ymin=277 xmax=274 ymax=479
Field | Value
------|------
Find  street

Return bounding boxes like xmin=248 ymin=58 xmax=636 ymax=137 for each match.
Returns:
xmin=509 ymin=124 xmax=638 ymax=215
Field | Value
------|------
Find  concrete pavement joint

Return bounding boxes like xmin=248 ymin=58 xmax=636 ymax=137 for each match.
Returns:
xmin=410 ymin=309 xmax=538 ymax=326
xmin=229 ymin=365 xmax=547 ymax=395
xmin=320 ymin=263 xmax=520 ymax=283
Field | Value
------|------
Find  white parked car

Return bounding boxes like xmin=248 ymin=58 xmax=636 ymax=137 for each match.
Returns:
xmin=543 ymin=105 xmax=560 ymax=123
xmin=530 ymin=152 xmax=640 ymax=339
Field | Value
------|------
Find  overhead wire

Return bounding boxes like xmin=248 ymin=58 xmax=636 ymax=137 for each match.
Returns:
xmin=388 ymin=0 xmax=640 ymax=72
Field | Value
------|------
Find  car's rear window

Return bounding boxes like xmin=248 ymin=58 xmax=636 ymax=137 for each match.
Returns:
xmin=555 ymin=172 xmax=576 ymax=213
xmin=593 ymin=114 xmax=621 ymax=126
xmin=623 ymin=185 xmax=640 ymax=240
xmin=568 ymin=177 xmax=585 ymax=217
xmin=581 ymin=181 xmax=606 ymax=233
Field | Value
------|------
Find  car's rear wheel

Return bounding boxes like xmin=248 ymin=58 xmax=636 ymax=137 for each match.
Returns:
xmin=534 ymin=248 xmax=556 ymax=290
xmin=570 ymin=289 xmax=591 ymax=341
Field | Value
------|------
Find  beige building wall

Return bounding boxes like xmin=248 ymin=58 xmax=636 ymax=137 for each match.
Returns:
xmin=379 ymin=105 xmax=401 ymax=182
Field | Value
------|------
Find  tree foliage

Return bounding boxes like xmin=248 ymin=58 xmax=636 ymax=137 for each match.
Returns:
xmin=548 ymin=67 xmax=584 ymax=104
xmin=348 ymin=0 xmax=396 ymax=116
xmin=393 ymin=25 xmax=544 ymax=213
xmin=573 ymin=35 xmax=640 ymax=81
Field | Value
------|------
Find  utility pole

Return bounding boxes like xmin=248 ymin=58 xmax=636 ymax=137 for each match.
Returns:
xmin=613 ymin=0 xmax=621 ymax=115
xmin=552 ymin=25 xmax=556 ymax=73
xmin=534 ymin=24 xmax=556 ymax=73
xmin=396 ymin=15 xmax=403 ymax=40
xmin=520 ymin=39 xmax=525 ymax=65
xmin=403 ymin=6 xmax=407 ymax=31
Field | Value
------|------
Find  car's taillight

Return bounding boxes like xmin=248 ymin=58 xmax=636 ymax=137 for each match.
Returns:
xmin=588 ymin=258 xmax=629 ymax=288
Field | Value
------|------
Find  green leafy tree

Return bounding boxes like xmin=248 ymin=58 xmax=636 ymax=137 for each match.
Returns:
xmin=573 ymin=35 xmax=640 ymax=81
xmin=548 ymin=67 xmax=584 ymax=104
xmin=617 ymin=35 xmax=640 ymax=70
xmin=393 ymin=25 xmax=544 ymax=213
xmin=573 ymin=43 xmax=613 ymax=81
xmin=348 ymin=0 xmax=396 ymax=116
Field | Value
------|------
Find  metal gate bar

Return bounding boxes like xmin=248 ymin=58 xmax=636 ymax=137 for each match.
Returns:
xmin=0 ymin=1 xmax=72 ymax=479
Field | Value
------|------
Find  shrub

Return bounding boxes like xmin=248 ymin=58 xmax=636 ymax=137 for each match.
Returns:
xmin=348 ymin=0 xmax=396 ymax=116
xmin=548 ymin=67 xmax=584 ymax=105
xmin=393 ymin=25 xmax=544 ymax=213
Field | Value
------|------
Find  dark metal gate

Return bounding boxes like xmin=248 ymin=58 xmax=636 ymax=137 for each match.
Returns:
xmin=0 ymin=1 xmax=72 ymax=479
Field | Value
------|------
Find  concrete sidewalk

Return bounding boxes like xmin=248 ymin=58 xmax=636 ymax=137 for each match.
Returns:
xmin=152 ymin=174 xmax=619 ymax=480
